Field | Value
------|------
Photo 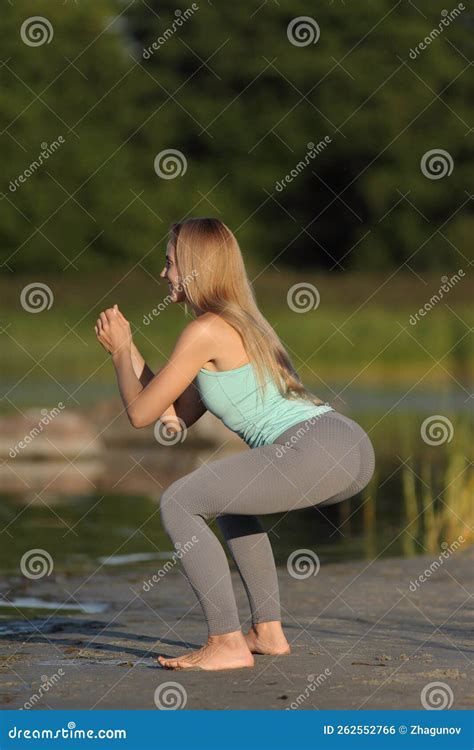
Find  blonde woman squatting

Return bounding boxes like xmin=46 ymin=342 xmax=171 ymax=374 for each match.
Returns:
xmin=94 ymin=218 xmax=375 ymax=672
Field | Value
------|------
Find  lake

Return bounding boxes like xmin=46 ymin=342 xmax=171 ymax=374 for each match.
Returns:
xmin=1 ymin=383 xmax=471 ymax=615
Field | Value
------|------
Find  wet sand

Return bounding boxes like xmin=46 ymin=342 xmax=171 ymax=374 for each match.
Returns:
xmin=0 ymin=546 xmax=472 ymax=710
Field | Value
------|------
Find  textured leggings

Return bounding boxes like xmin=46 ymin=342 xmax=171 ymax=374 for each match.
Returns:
xmin=160 ymin=409 xmax=375 ymax=635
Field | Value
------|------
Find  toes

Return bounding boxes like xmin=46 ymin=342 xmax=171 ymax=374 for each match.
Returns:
xmin=157 ymin=649 xmax=206 ymax=670
xmin=157 ymin=655 xmax=179 ymax=669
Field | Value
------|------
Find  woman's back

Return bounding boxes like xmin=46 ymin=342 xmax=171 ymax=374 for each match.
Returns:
xmin=194 ymin=313 xmax=333 ymax=448
xmin=199 ymin=312 xmax=251 ymax=372
xmin=196 ymin=360 xmax=333 ymax=448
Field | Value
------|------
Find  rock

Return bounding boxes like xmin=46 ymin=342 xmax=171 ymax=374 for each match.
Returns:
xmin=83 ymin=398 xmax=136 ymax=445
xmin=0 ymin=459 xmax=104 ymax=497
xmin=0 ymin=408 xmax=105 ymax=460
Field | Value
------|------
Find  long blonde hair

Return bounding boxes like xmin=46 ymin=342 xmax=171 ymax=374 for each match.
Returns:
xmin=170 ymin=217 xmax=326 ymax=407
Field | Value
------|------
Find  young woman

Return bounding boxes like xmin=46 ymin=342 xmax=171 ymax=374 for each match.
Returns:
xmin=94 ymin=217 xmax=375 ymax=672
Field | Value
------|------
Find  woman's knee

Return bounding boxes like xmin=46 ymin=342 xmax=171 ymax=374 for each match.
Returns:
xmin=160 ymin=478 xmax=189 ymax=535
xmin=160 ymin=472 xmax=211 ymax=535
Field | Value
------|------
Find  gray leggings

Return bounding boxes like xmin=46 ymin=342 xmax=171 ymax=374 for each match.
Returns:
xmin=160 ymin=409 xmax=375 ymax=635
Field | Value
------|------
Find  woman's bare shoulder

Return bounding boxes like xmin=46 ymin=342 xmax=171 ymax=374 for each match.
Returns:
xmin=186 ymin=312 xmax=231 ymax=336
xmin=177 ymin=313 xmax=228 ymax=347
xmin=181 ymin=313 xmax=242 ymax=362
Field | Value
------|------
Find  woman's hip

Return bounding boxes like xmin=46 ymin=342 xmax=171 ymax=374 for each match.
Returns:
xmin=273 ymin=408 xmax=372 ymax=450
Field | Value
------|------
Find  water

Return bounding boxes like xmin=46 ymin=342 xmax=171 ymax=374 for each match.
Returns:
xmin=0 ymin=597 xmax=107 ymax=614
xmin=1 ymin=379 xmax=469 ymax=413
xmin=0 ymin=402 xmax=471 ymax=579
xmin=97 ymin=552 xmax=175 ymax=565
xmin=0 ymin=458 xmax=445 ymax=575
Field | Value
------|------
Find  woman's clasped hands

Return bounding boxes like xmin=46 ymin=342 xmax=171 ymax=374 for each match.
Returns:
xmin=94 ymin=304 xmax=132 ymax=357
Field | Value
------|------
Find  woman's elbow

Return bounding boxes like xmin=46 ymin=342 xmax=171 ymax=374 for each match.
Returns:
xmin=128 ymin=409 xmax=148 ymax=429
xmin=128 ymin=406 xmax=181 ymax=432
xmin=129 ymin=410 xmax=173 ymax=431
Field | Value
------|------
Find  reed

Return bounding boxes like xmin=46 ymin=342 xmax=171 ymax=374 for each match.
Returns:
xmin=362 ymin=470 xmax=377 ymax=560
xmin=402 ymin=464 xmax=418 ymax=557
xmin=400 ymin=418 xmax=473 ymax=554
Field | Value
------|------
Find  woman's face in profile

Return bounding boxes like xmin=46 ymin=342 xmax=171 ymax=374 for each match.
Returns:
xmin=160 ymin=240 xmax=186 ymax=303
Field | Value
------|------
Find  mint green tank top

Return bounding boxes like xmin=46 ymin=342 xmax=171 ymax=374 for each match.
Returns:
xmin=195 ymin=362 xmax=334 ymax=449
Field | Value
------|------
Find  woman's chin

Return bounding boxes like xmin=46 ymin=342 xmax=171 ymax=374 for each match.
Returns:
xmin=167 ymin=287 xmax=185 ymax=304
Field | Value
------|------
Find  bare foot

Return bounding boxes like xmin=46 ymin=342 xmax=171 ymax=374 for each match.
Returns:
xmin=157 ymin=630 xmax=255 ymax=671
xmin=244 ymin=621 xmax=291 ymax=655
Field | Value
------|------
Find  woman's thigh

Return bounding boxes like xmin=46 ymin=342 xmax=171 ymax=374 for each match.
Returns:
xmin=164 ymin=412 xmax=363 ymax=520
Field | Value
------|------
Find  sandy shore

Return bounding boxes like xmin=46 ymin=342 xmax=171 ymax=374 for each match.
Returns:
xmin=1 ymin=546 xmax=472 ymax=710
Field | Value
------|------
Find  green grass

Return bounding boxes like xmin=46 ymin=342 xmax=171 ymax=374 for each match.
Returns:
xmin=1 ymin=269 xmax=472 ymax=396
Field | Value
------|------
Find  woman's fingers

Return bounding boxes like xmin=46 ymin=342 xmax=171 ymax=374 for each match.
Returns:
xmin=104 ymin=308 xmax=117 ymax=322
xmin=96 ymin=332 xmax=112 ymax=354
xmin=97 ymin=326 xmax=111 ymax=344
xmin=94 ymin=319 xmax=112 ymax=348
xmin=97 ymin=307 xmax=128 ymax=325
xmin=110 ymin=304 xmax=129 ymax=324
xmin=96 ymin=308 xmax=129 ymax=347
xmin=94 ymin=313 xmax=115 ymax=355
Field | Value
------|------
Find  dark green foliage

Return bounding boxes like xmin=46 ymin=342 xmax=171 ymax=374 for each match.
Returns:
xmin=1 ymin=0 xmax=472 ymax=273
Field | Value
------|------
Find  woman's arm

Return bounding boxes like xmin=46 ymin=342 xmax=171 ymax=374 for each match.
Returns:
xmin=96 ymin=308 xmax=207 ymax=430
xmin=113 ymin=317 xmax=214 ymax=430
xmin=130 ymin=341 xmax=206 ymax=430
xmin=130 ymin=342 xmax=155 ymax=387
